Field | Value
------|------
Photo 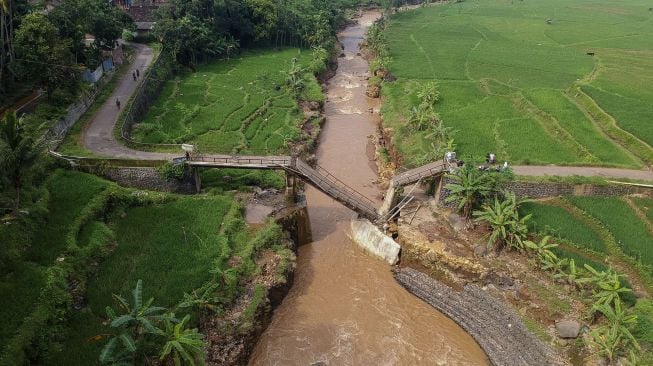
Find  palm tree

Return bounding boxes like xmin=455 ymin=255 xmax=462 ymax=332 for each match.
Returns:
xmin=444 ymin=163 xmax=493 ymax=221
xmin=473 ymin=192 xmax=531 ymax=251
xmin=0 ymin=111 xmax=48 ymax=214
xmin=159 ymin=314 xmax=206 ymax=366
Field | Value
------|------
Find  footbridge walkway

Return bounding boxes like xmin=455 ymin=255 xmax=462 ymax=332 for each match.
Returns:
xmin=184 ymin=155 xmax=452 ymax=222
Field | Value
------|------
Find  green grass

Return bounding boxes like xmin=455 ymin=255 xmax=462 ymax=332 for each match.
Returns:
xmin=47 ymin=195 xmax=237 ymax=365
xmin=131 ymin=48 xmax=316 ymax=154
xmin=26 ymin=171 xmax=110 ymax=264
xmin=633 ymin=197 xmax=653 ymax=224
xmin=520 ymin=201 xmax=606 ymax=254
xmin=381 ymin=0 xmax=652 ymax=167
xmin=567 ymin=196 xmax=653 ymax=271
xmin=0 ymin=170 xmax=110 ymax=349
xmin=48 ymin=192 xmax=283 ymax=365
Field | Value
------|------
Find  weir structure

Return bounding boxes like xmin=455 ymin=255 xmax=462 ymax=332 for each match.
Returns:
xmin=184 ymin=154 xmax=453 ymax=223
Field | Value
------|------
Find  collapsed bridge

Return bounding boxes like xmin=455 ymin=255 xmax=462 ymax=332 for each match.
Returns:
xmin=184 ymin=155 xmax=454 ymax=223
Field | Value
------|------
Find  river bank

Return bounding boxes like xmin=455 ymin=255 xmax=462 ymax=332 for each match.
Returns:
xmin=248 ymin=9 xmax=489 ymax=365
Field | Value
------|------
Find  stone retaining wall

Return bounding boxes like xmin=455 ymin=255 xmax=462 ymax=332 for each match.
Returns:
xmin=438 ymin=177 xmax=653 ymax=207
xmin=395 ymin=268 xmax=566 ymax=366
xmin=94 ymin=167 xmax=195 ymax=193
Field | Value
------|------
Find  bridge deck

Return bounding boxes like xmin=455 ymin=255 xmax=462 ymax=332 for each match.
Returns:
xmin=391 ymin=160 xmax=449 ymax=187
xmin=186 ymin=155 xmax=380 ymax=221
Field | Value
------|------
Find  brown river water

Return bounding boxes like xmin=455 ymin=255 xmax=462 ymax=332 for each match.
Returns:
xmin=248 ymin=10 xmax=488 ymax=366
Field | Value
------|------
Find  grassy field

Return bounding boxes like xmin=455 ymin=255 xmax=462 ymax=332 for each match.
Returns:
xmin=567 ymin=196 xmax=653 ymax=272
xmin=0 ymin=169 xmax=287 ymax=364
xmin=520 ymin=201 xmax=606 ymax=254
xmin=131 ymin=48 xmax=319 ymax=154
xmin=48 ymin=196 xmax=237 ymax=365
xmin=381 ymin=0 xmax=652 ymax=167
xmin=0 ymin=171 xmax=111 ymax=351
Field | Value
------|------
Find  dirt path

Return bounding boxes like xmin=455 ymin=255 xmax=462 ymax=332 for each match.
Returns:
xmin=81 ymin=43 xmax=176 ymax=160
xmin=513 ymin=165 xmax=653 ymax=181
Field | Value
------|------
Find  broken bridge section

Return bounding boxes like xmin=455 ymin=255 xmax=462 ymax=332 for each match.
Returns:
xmin=185 ymin=155 xmax=381 ymax=222
xmin=185 ymin=155 xmax=452 ymax=223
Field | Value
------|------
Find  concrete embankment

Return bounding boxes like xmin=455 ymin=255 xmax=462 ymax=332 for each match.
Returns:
xmin=395 ymin=267 xmax=567 ymax=366
xmin=350 ymin=218 xmax=400 ymax=265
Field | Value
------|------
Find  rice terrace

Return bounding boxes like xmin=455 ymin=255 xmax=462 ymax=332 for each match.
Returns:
xmin=381 ymin=0 xmax=653 ymax=167
xmin=3 ymin=0 xmax=653 ymax=365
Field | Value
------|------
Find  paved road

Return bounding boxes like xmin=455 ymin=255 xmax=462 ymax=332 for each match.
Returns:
xmin=78 ymin=44 xmax=653 ymax=182
xmin=82 ymin=43 xmax=176 ymax=160
xmin=513 ymin=165 xmax=653 ymax=181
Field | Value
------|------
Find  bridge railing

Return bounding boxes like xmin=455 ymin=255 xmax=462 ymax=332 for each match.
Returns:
xmin=293 ymin=159 xmax=379 ymax=218
xmin=187 ymin=155 xmax=293 ymax=167
xmin=392 ymin=160 xmax=448 ymax=187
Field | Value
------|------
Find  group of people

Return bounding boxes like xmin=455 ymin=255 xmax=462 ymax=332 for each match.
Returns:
xmin=445 ymin=151 xmax=509 ymax=171
xmin=115 ymin=68 xmax=140 ymax=110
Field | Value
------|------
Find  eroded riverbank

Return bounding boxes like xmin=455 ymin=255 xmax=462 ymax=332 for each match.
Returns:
xmin=248 ymin=10 xmax=488 ymax=365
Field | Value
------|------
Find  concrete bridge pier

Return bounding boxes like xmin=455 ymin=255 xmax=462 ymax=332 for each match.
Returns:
xmin=192 ymin=167 xmax=202 ymax=193
xmin=285 ymin=172 xmax=299 ymax=203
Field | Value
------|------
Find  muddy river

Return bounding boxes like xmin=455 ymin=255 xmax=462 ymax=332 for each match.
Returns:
xmin=248 ymin=10 xmax=488 ymax=366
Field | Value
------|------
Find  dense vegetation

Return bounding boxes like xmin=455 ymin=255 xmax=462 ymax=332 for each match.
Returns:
xmin=378 ymin=0 xmax=652 ymax=167
xmin=0 ymin=168 xmax=291 ymax=364
xmin=0 ymin=0 xmax=131 ymax=103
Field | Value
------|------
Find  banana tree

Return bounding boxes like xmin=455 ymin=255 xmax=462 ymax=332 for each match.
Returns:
xmin=101 ymin=280 xmax=166 ymax=364
xmin=473 ymin=192 xmax=531 ymax=251
xmin=589 ymin=301 xmax=640 ymax=362
xmin=445 ymin=163 xmax=493 ymax=221
xmin=159 ymin=314 xmax=206 ymax=366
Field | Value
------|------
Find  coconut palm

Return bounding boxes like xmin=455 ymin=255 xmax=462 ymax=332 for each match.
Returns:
xmin=159 ymin=314 xmax=206 ymax=366
xmin=0 ymin=111 xmax=49 ymax=214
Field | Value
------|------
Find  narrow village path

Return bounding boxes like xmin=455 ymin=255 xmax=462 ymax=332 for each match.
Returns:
xmin=513 ymin=165 xmax=653 ymax=181
xmin=81 ymin=42 xmax=176 ymax=160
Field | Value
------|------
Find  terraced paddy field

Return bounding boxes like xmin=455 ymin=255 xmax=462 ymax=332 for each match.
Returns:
xmin=381 ymin=0 xmax=653 ymax=167
xmin=131 ymin=48 xmax=320 ymax=154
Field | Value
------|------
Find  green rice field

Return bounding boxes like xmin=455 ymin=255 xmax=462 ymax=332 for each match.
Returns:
xmin=522 ymin=197 xmax=653 ymax=274
xmin=381 ymin=0 xmax=653 ymax=167
xmin=132 ymin=48 xmax=319 ymax=154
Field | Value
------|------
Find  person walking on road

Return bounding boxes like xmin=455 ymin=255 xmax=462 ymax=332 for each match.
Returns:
xmin=132 ymin=71 xmax=137 ymax=81
xmin=116 ymin=98 xmax=121 ymax=109
xmin=136 ymin=69 xmax=140 ymax=78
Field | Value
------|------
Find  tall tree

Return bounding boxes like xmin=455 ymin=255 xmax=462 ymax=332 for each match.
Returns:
xmin=0 ymin=111 xmax=48 ymax=214
xmin=14 ymin=12 xmax=80 ymax=99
